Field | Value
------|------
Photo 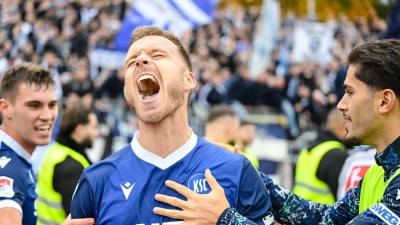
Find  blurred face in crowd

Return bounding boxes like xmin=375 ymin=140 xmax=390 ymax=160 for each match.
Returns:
xmin=75 ymin=66 xmax=89 ymax=81
xmin=0 ymin=83 xmax=58 ymax=152
xmin=124 ymin=36 xmax=195 ymax=124
xmin=80 ymin=113 xmax=99 ymax=148
xmin=226 ymin=115 xmax=240 ymax=144
xmin=45 ymin=52 xmax=57 ymax=67
xmin=238 ymin=123 xmax=256 ymax=147
xmin=337 ymin=65 xmax=379 ymax=146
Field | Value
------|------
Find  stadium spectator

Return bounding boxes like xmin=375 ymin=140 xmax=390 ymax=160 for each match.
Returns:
xmin=36 ymin=107 xmax=98 ymax=225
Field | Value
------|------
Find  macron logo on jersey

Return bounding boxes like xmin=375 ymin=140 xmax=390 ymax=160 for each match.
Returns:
xmin=120 ymin=182 xmax=135 ymax=200
xmin=0 ymin=156 xmax=11 ymax=169
xmin=370 ymin=203 xmax=400 ymax=225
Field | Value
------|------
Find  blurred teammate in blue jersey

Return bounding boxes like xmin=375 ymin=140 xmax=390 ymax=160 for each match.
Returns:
xmin=154 ymin=39 xmax=400 ymax=225
xmin=70 ymin=26 xmax=274 ymax=225
xmin=0 ymin=63 xmax=93 ymax=225
xmin=0 ymin=63 xmax=58 ymax=225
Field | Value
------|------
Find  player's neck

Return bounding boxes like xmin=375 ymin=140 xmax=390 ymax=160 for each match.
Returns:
xmin=137 ymin=110 xmax=192 ymax=158
xmin=373 ymin=123 xmax=400 ymax=154
xmin=1 ymin=126 xmax=35 ymax=154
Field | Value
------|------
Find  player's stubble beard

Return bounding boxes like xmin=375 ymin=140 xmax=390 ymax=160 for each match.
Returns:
xmin=344 ymin=96 xmax=377 ymax=147
xmin=124 ymin=69 xmax=185 ymax=124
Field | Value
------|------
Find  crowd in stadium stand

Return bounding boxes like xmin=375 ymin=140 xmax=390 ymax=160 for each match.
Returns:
xmin=0 ymin=0 xmax=389 ymax=140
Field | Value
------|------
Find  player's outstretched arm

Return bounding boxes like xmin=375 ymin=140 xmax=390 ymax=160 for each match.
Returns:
xmin=61 ymin=214 xmax=95 ymax=225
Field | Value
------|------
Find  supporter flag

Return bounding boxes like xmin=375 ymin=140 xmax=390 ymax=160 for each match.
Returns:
xmin=115 ymin=0 xmax=217 ymax=51
xmin=292 ymin=21 xmax=334 ymax=66
xmin=91 ymin=0 xmax=218 ymax=71
xmin=248 ymin=0 xmax=280 ymax=81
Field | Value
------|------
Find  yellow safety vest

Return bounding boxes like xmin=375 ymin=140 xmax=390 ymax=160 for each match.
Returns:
xmin=293 ymin=141 xmax=345 ymax=205
xmin=359 ymin=163 xmax=400 ymax=213
xmin=36 ymin=142 xmax=90 ymax=225
xmin=215 ymin=142 xmax=260 ymax=169
xmin=242 ymin=149 xmax=259 ymax=169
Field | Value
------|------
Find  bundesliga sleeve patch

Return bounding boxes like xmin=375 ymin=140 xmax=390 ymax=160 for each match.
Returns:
xmin=369 ymin=203 xmax=400 ymax=225
xmin=0 ymin=176 xmax=15 ymax=198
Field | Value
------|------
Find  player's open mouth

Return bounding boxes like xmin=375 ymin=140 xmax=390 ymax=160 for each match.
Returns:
xmin=137 ymin=74 xmax=160 ymax=100
xmin=35 ymin=125 xmax=51 ymax=131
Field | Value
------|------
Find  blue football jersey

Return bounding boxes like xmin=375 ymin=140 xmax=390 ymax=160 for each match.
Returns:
xmin=71 ymin=131 xmax=273 ymax=225
xmin=0 ymin=129 xmax=37 ymax=225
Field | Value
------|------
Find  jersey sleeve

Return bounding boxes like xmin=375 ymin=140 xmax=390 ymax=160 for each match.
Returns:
xmin=0 ymin=151 xmax=26 ymax=214
xmin=70 ymin=172 xmax=96 ymax=219
xmin=348 ymin=175 xmax=400 ymax=225
xmin=236 ymin=158 xmax=275 ymax=224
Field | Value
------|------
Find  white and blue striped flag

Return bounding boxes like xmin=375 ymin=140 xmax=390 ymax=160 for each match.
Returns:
xmin=90 ymin=0 xmax=218 ymax=72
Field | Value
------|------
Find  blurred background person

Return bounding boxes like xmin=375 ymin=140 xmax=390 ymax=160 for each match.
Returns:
xmin=337 ymin=145 xmax=376 ymax=200
xmin=203 ymin=104 xmax=240 ymax=146
xmin=293 ymin=108 xmax=349 ymax=204
xmin=233 ymin=120 xmax=260 ymax=169
xmin=204 ymin=104 xmax=259 ymax=168
xmin=36 ymin=107 xmax=99 ymax=225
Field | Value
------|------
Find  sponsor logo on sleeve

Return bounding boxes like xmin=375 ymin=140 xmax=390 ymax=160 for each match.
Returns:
xmin=0 ymin=156 xmax=11 ymax=169
xmin=369 ymin=203 xmax=400 ymax=225
xmin=0 ymin=176 xmax=14 ymax=198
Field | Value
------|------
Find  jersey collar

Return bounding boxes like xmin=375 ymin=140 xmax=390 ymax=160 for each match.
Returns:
xmin=0 ymin=129 xmax=31 ymax=163
xmin=130 ymin=129 xmax=197 ymax=170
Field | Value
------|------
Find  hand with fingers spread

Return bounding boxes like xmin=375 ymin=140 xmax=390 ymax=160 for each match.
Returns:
xmin=153 ymin=169 xmax=230 ymax=224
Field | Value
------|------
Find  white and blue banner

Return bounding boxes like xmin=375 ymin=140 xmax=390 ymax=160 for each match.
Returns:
xmin=292 ymin=21 xmax=335 ymax=66
xmin=90 ymin=0 xmax=217 ymax=72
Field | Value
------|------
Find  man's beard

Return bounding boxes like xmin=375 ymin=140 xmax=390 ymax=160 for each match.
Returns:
xmin=125 ymin=82 xmax=185 ymax=124
xmin=81 ymin=135 xmax=94 ymax=149
xmin=345 ymin=135 xmax=362 ymax=147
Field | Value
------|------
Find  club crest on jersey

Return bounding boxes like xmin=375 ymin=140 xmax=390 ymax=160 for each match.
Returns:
xmin=0 ymin=176 xmax=14 ymax=198
xmin=187 ymin=173 xmax=210 ymax=194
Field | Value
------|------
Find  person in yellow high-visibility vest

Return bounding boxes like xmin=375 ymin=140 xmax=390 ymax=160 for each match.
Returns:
xmin=36 ymin=106 xmax=99 ymax=225
xmin=293 ymin=108 xmax=349 ymax=204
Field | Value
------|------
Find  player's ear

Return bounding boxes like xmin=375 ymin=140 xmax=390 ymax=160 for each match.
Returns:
xmin=0 ymin=99 xmax=13 ymax=119
xmin=378 ymin=89 xmax=396 ymax=114
xmin=183 ymin=71 xmax=196 ymax=91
